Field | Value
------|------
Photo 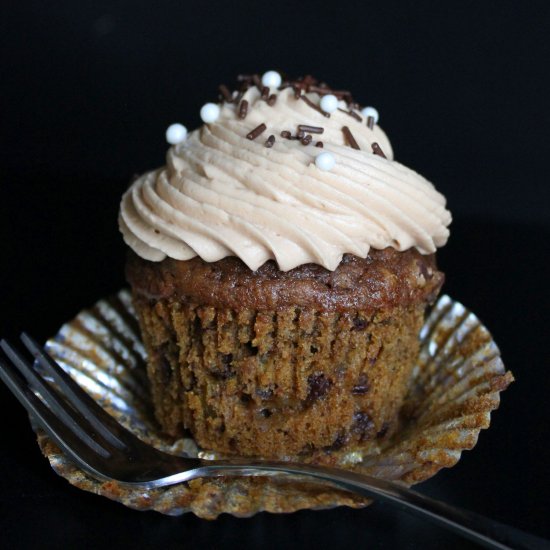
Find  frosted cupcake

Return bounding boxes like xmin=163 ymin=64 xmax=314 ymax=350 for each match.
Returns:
xmin=120 ymin=72 xmax=451 ymax=458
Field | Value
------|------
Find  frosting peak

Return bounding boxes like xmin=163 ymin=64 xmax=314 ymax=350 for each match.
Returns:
xmin=119 ymin=78 xmax=451 ymax=271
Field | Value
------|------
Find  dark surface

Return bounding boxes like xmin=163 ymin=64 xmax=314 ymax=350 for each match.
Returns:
xmin=1 ymin=2 xmax=549 ymax=549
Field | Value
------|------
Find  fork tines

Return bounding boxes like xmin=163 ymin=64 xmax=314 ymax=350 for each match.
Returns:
xmin=0 ymin=334 xmax=132 ymax=468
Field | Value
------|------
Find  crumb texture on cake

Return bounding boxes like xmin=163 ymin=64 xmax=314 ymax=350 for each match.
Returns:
xmin=126 ymin=247 xmax=443 ymax=313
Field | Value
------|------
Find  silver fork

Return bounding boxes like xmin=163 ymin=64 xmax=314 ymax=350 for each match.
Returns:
xmin=0 ymin=334 xmax=546 ymax=550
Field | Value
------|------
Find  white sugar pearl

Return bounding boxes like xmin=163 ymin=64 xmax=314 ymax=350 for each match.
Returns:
xmin=315 ymin=152 xmax=336 ymax=171
xmin=320 ymin=94 xmax=338 ymax=113
xmin=261 ymin=70 xmax=282 ymax=88
xmin=165 ymin=123 xmax=188 ymax=145
xmin=361 ymin=106 xmax=379 ymax=124
xmin=200 ymin=103 xmax=220 ymax=123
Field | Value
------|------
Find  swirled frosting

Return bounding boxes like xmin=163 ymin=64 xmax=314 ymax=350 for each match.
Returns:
xmin=119 ymin=85 xmax=451 ymax=271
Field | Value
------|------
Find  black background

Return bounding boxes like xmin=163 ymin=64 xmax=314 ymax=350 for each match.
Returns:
xmin=1 ymin=1 xmax=549 ymax=549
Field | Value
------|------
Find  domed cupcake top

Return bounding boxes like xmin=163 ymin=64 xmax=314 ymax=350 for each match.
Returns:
xmin=119 ymin=72 xmax=451 ymax=271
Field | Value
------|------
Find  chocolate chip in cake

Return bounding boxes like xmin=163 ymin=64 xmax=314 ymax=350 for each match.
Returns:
xmin=323 ymin=432 xmax=348 ymax=451
xmin=352 ymin=374 xmax=370 ymax=394
xmin=352 ymin=411 xmax=375 ymax=441
xmin=307 ymin=373 xmax=333 ymax=401
xmin=209 ymin=353 xmax=235 ymax=379
xmin=256 ymin=387 xmax=274 ymax=400
xmin=352 ymin=317 xmax=368 ymax=331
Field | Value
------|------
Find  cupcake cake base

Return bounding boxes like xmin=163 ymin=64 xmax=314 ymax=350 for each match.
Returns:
xmin=127 ymin=249 xmax=444 ymax=458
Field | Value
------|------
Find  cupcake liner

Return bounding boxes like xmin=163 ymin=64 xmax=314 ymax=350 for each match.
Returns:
xmin=132 ymin=294 xmax=426 ymax=456
xmin=33 ymin=290 xmax=512 ymax=518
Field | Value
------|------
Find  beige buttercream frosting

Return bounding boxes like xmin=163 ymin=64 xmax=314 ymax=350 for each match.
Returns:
xmin=119 ymin=86 xmax=451 ymax=271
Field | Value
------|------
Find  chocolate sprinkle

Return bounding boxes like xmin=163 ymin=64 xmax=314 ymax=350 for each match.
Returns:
xmin=233 ymin=89 xmax=245 ymax=106
xmin=280 ymin=130 xmax=292 ymax=139
xmin=267 ymin=93 xmax=277 ymax=106
xmin=251 ymin=74 xmax=262 ymax=90
xmin=238 ymin=99 xmax=248 ymax=119
xmin=301 ymin=134 xmax=312 ymax=145
xmin=367 ymin=116 xmax=375 ymax=130
xmin=297 ymin=129 xmax=305 ymax=139
xmin=338 ymin=108 xmax=362 ymax=122
xmin=246 ymin=123 xmax=267 ymax=140
xmin=261 ymin=86 xmax=269 ymax=100
xmin=265 ymin=135 xmax=275 ymax=148
xmin=300 ymin=94 xmax=330 ymax=118
xmin=342 ymin=126 xmax=360 ymax=150
xmin=315 ymin=141 xmax=324 ymax=148
xmin=232 ymin=74 xmax=357 ymax=113
xmin=219 ymin=84 xmax=233 ymax=102
xmin=372 ymin=142 xmax=387 ymax=158
xmin=298 ymin=124 xmax=324 ymax=134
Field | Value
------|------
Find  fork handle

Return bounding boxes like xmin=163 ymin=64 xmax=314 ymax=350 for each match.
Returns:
xmin=194 ymin=461 xmax=548 ymax=550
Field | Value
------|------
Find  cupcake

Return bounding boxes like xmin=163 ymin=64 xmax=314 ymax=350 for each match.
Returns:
xmin=119 ymin=72 xmax=451 ymax=458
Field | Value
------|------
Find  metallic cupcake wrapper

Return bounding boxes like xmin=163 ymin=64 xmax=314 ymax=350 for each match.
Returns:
xmin=34 ymin=291 xmax=512 ymax=518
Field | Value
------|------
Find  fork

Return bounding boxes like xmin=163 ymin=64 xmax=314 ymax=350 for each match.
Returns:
xmin=0 ymin=335 xmax=546 ymax=550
